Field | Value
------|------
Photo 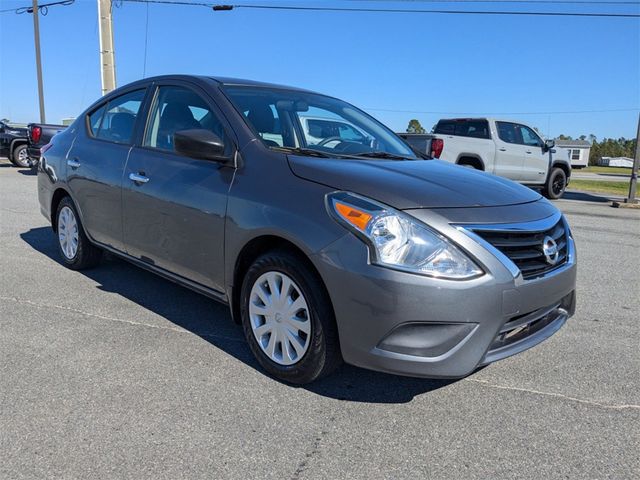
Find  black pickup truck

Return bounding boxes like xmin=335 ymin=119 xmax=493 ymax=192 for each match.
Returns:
xmin=0 ymin=121 xmax=30 ymax=167
xmin=27 ymin=123 xmax=67 ymax=166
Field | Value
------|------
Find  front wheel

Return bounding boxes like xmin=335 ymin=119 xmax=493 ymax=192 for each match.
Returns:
xmin=543 ymin=167 xmax=567 ymax=199
xmin=240 ymin=250 xmax=342 ymax=384
xmin=11 ymin=144 xmax=29 ymax=168
xmin=55 ymin=196 xmax=102 ymax=270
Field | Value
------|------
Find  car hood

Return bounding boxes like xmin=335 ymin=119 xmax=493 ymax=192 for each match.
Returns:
xmin=287 ymin=156 xmax=541 ymax=209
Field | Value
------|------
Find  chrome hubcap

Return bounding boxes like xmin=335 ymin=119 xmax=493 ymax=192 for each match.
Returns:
xmin=249 ymin=271 xmax=311 ymax=366
xmin=58 ymin=206 xmax=79 ymax=260
xmin=18 ymin=148 xmax=27 ymax=161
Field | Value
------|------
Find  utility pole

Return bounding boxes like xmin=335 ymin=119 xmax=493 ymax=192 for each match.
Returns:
xmin=626 ymin=113 xmax=639 ymax=203
xmin=32 ymin=0 xmax=46 ymax=123
xmin=97 ymin=0 xmax=117 ymax=95
xmin=613 ymin=114 xmax=640 ymax=208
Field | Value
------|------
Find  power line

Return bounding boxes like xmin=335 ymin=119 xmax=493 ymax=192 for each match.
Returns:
xmin=142 ymin=0 xmax=150 ymax=78
xmin=116 ymin=0 xmax=640 ymax=18
xmin=0 ymin=0 xmax=75 ymax=15
xmin=348 ymin=0 xmax=640 ymax=4
xmin=365 ymin=107 xmax=640 ymax=115
xmin=117 ymin=0 xmax=213 ymax=7
xmin=227 ymin=4 xmax=640 ymax=17
xmin=3 ymin=0 xmax=638 ymax=14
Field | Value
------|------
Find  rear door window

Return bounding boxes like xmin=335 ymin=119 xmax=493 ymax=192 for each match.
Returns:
xmin=496 ymin=122 xmax=520 ymax=144
xmin=93 ymin=89 xmax=145 ymax=143
xmin=88 ymin=105 xmax=106 ymax=136
xmin=434 ymin=120 xmax=490 ymax=139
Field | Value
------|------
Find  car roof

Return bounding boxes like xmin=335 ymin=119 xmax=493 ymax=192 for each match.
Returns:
xmin=211 ymin=76 xmax=316 ymax=93
xmin=436 ymin=118 xmax=491 ymax=122
xmin=125 ymin=74 xmax=316 ymax=93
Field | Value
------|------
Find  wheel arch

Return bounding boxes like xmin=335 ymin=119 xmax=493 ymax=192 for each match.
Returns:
xmin=230 ymin=235 xmax=333 ymax=326
xmin=552 ymin=161 xmax=571 ymax=179
xmin=50 ymin=187 xmax=72 ymax=232
xmin=9 ymin=138 xmax=28 ymax=153
xmin=456 ymin=154 xmax=485 ymax=170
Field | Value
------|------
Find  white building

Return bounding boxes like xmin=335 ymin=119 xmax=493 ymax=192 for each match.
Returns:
xmin=554 ymin=139 xmax=591 ymax=169
xmin=598 ymin=157 xmax=634 ymax=168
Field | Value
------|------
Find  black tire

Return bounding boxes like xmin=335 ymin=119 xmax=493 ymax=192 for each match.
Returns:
xmin=55 ymin=196 xmax=102 ymax=270
xmin=457 ymin=160 xmax=479 ymax=169
xmin=11 ymin=144 xmax=29 ymax=168
xmin=239 ymin=250 xmax=342 ymax=384
xmin=543 ymin=167 xmax=567 ymax=200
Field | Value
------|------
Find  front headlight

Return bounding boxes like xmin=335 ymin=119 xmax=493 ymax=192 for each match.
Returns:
xmin=327 ymin=192 xmax=483 ymax=280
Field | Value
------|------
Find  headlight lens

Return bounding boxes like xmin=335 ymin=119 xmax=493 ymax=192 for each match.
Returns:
xmin=327 ymin=192 xmax=483 ymax=279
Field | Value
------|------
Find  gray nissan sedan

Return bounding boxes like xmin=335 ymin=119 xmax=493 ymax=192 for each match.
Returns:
xmin=37 ymin=75 xmax=576 ymax=384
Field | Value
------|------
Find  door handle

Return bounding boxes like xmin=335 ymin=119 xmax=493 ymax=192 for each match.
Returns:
xmin=498 ymin=148 xmax=507 ymax=152
xmin=526 ymin=151 xmax=532 ymax=154
xmin=129 ymin=172 xmax=150 ymax=184
xmin=67 ymin=158 xmax=81 ymax=169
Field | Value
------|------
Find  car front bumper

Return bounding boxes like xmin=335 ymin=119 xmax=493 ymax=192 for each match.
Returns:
xmin=312 ymin=211 xmax=577 ymax=379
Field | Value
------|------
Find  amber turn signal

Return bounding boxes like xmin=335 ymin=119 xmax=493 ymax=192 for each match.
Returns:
xmin=334 ymin=202 xmax=372 ymax=232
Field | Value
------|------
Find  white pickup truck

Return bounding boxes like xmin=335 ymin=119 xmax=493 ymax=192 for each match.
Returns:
xmin=432 ymin=118 xmax=571 ymax=199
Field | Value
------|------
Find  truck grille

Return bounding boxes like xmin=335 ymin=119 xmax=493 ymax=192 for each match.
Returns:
xmin=473 ymin=219 xmax=568 ymax=279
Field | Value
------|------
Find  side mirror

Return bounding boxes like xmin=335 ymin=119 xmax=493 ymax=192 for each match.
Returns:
xmin=174 ymin=129 xmax=228 ymax=162
xmin=543 ymin=139 xmax=555 ymax=152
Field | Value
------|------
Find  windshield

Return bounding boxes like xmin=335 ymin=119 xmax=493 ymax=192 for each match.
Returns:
xmin=222 ymin=85 xmax=417 ymax=159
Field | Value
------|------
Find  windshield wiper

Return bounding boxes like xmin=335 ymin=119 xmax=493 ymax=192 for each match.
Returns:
xmin=351 ymin=151 xmax=410 ymax=160
xmin=273 ymin=146 xmax=411 ymax=161
xmin=273 ymin=147 xmax=334 ymax=158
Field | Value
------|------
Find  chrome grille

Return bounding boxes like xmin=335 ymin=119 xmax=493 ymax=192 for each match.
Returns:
xmin=472 ymin=219 xmax=568 ymax=279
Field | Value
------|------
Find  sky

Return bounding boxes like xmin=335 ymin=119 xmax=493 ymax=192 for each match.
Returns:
xmin=1 ymin=0 xmax=639 ymax=139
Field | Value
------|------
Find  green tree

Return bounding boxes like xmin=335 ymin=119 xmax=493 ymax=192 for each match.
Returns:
xmin=406 ymin=119 xmax=426 ymax=134
xmin=588 ymin=136 xmax=637 ymax=165
xmin=589 ymin=142 xmax=600 ymax=165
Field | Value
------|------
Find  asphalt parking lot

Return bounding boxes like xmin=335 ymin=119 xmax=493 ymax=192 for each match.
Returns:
xmin=1 ymin=159 xmax=638 ymax=479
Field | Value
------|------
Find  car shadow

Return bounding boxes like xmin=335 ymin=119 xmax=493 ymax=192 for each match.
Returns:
xmin=17 ymin=168 xmax=37 ymax=176
xmin=562 ymin=190 xmax=613 ymax=203
xmin=20 ymin=226 xmax=456 ymax=403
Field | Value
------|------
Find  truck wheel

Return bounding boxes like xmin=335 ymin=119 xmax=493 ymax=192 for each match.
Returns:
xmin=543 ymin=167 xmax=567 ymax=200
xmin=11 ymin=144 xmax=29 ymax=168
xmin=240 ymin=250 xmax=342 ymax=384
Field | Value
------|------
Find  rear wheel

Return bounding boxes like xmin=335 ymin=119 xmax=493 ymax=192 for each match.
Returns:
xmin=543 ymin=167 xmax=567 ymax=199
xmin=457 ymin=158 xmax=482 ymax=170
xmin=55 ymin=196 xmax=102 ymax=270
xmin=240 ymin=250 xmax=341 ymax=384
xmin=11 ymin=144 xmax=29 ymax=168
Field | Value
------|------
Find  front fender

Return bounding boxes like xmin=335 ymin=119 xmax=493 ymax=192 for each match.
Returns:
xmin=223 ymin=145 xmax=347 ymax=295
